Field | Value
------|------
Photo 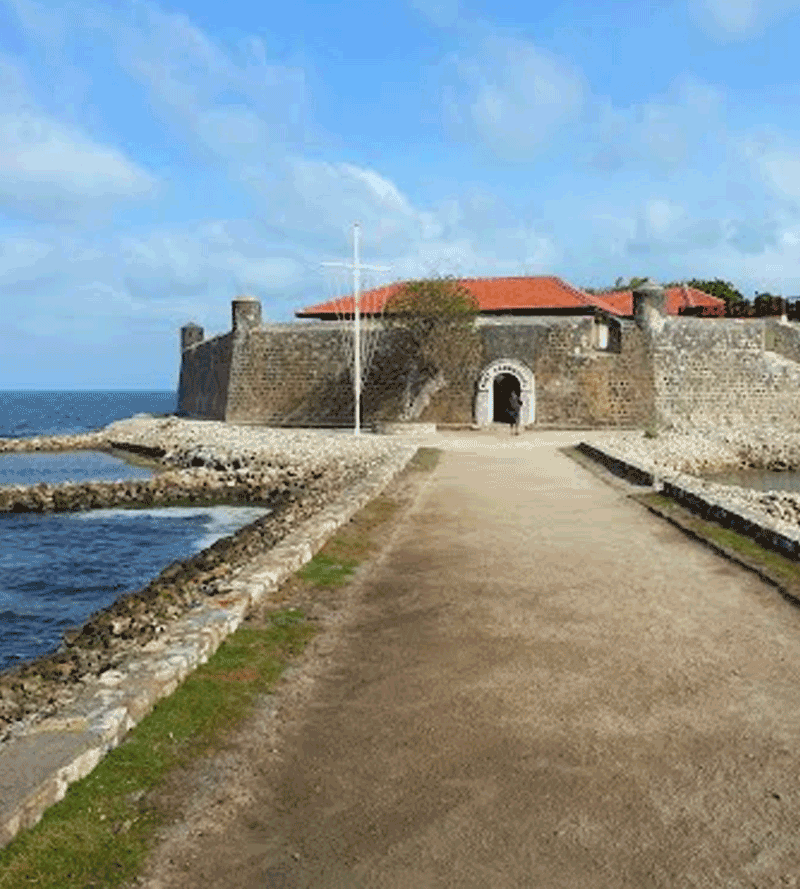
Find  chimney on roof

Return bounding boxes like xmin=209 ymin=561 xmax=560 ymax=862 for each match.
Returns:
xmin=633 ymin=279 xmax=667 ymax=335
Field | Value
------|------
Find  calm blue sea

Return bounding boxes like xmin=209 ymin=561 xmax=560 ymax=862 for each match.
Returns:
xmin=0 ymin=392 xmax=270 ymax=672
xmin=0 ymin=390 xmax=177 ymax=438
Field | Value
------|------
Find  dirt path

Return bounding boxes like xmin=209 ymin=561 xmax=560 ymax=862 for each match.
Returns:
xmin=134 ymin=432 xmax=800 ymax=888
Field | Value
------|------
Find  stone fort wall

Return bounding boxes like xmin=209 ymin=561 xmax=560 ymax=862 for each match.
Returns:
xmin=650 ymin=317 xmax=800 ymax=429
xmin=177 ymin=288 xmax=800 ymax=430
xmin=475 ymin=319 xmax=654 ymax=427
xmin=178 ymin=311 xmax=656 ymax=427
xmin=177 ymin=332 xmax=232 ymax=420
xmin=765 ymin=319 xmax=800 ymax=365
xmin=227 ymin=323 xmax=355 ymax=425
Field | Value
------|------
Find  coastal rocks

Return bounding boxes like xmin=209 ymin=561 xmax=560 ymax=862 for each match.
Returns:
xmin=586 ymin=430 xmax=742 ymax=476
xmin=588 ymin=425 xmax=800 ymax=476
xmin=0 ymin=470 xmax=274 ymax=513
xmin=0 ymin=431 xmax=110 ymax=453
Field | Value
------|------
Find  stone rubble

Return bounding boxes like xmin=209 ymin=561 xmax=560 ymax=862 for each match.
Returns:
xmin=0 ymin=416 xmax=415 ymax=741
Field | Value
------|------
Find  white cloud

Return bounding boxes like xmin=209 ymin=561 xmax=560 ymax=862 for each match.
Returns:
xmin=407 ymin=0 xmax=460 ymax=27
xmin=118 ymin=221 xmax=307 ymax=300
xmin=0 ymin=0 xmax=67 ymax=48
xmin=697 ymin=0 xmax=761 ymax=33
xmin=0 ymin=46 xmax=157 ymax=220
xmin=576 ymin=192 xmax=787 ymax=282
xmin=0 ymin=110 xmax=156 ymax=210
xmin=2 ymin=0 xmax=562 ymax=288
xmin=742 ymin=136 xmax=800 ymax=204
xmin=445 ymin=36 xmax=585 ymax=159
xmin=390 ymin=231 xmax=558 ymax=281
xmin=760 ymin=152 xmax=800 ymax=201
xmin=589 ymin=75 xmax=726 ymax=173
xmin=283 ymin=159 xmax=434 ymax=251
xmin=644 ymin=199 xmax=684 ymax=237
xmin=108 ymin=3 xmax=309 ymax=163
xmin=0 ymin=236 xmax=52 ymax=279
xmin=689 ymin=0 xmax=800 ymax=39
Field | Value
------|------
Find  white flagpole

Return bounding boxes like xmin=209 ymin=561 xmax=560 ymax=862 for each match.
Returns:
xmin=322 ymin=223 xmax=389 ymax=435
xmin=353 ymin=223 xmax=361 ymax=435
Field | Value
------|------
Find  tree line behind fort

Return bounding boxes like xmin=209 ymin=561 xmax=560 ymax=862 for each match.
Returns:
xmin=584 ymin=277 xmax=796 ymax=319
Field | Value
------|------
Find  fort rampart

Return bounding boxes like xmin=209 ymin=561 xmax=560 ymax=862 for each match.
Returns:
xmin=177 ymin=283 xmax=800 ymax=431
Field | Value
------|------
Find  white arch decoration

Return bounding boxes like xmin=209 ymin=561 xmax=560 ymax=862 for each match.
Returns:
xmin=475 ymin=359 xmax=535 ymax=427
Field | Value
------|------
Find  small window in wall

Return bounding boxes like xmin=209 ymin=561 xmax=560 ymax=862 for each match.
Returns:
xmin=594 ymin=316 xmax=621 ymax=353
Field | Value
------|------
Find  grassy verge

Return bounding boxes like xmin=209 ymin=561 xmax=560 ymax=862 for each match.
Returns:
xmin=0 ymin=446 xmax=441 ymax=888
xmin=0 ymin=610 xmax=314 ymax=889
xmin=282 ymin=447 xmax=440 ymax=600
xmin=634 ymin=491 xmax=800 ymax=603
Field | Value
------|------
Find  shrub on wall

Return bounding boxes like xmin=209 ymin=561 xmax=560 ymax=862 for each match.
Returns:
xmin=382 ymin=276 xmax=484 ymax=421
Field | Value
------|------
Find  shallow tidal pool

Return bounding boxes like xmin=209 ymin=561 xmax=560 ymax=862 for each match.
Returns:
xmin=0 ymin=450 xmax=156 ymax=486
xmin=700 ymin=467 xmax=800 ymax=493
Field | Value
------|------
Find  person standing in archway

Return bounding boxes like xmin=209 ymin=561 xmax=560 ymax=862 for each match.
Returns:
xmin=509 ymin=390 xmax=522 ymax=435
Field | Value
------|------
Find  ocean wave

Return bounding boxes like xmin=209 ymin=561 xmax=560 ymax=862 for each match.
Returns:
xmin=70 ymin=505 xmax=271 ymax=551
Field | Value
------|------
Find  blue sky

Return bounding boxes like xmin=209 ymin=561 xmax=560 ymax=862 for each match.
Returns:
xmin=3 ymin=0 xmax=800 ymax=388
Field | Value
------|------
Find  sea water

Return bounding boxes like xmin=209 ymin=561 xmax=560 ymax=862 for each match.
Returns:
xmin=0 ymin=392 xmax=271 ymax=672
xmin=0 ymin=390 xmax=177 ymax=438
xmin=0 ymin=505 xmax=269 ymax=672
xmin=701 ymin=468 xmax=800 ymax=494
xmin=0 ymin=451 xmax=156 ymax=486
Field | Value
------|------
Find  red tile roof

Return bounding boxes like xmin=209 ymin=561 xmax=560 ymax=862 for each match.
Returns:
xmin=297 ymin=277 xmax=727 ymax=319
xmin=600 ymin=285 xmax=725 ymax=317
xmin=297 ymin=276 xmax=626 ymax=318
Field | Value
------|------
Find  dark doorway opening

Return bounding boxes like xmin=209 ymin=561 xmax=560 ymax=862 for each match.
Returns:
xmin=493 ymin=373 xmax=521 ymax=423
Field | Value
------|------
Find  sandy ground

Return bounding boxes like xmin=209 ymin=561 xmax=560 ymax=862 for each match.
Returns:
xmin=130 ymin=430 xmax=800 ymax=888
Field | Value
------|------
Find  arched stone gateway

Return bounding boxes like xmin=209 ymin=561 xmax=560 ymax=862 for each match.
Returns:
xmin=475 ymin=359 xmax=535 ymax=427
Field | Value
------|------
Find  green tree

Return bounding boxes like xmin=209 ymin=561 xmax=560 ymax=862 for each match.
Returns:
xmin=583 ymin=276 xmax=649 ymax=294
xmin=754 ymin=292 xmax=784 ymax=317
xmin=684 ymin=279 xmax=746 ymax=313
xmin=383 ymin=276 xmax=483 ymax=420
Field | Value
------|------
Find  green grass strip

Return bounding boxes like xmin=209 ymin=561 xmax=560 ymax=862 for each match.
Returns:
xmin=297 ymin=552 xmax=359 ymax=587
xmin=635 ymin=492 xmax=800 ymax=597
xmin=408 ymin=447 xmax=441 ymax=473
xmin=0 ymin=609 xmax=316 ymax=889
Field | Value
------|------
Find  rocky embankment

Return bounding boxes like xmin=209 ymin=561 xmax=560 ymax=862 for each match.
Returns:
xmin=0 ymin=429 xmax=110 ymax=453
xmin=0 ymin=417 xmax=414 ymax=739
xmin=586 ymin=425 xmax=800 ymax=532
xmin=0 ymin=416 xmax=402 ymax=513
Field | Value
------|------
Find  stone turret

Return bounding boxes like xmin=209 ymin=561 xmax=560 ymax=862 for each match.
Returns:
xmin=232 ymin=295 xmax=262 ymax=335
xmin=180 ymin=322 xmax=204 ymax=352
xmin=633 ymin=279 xmax=667 ymax=335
